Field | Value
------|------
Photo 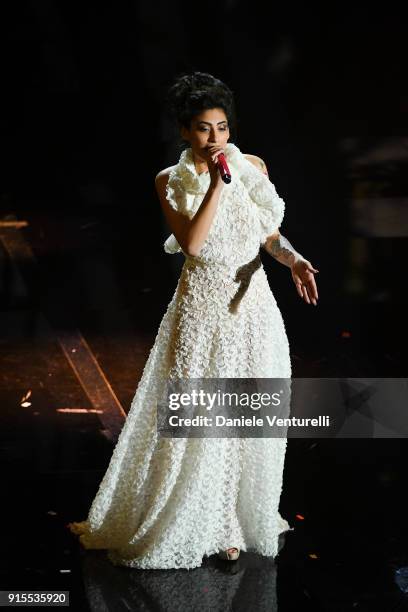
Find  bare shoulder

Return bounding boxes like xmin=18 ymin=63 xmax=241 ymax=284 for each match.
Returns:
xmin=243 ymin=153 xmax=269 ymax=176
xmin=154 ymin=165 xmax=177 ymax=201
xmin=155 ymin=165 xmax=177 ymax=183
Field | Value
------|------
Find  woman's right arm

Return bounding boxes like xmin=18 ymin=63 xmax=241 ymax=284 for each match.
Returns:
xmin=155 ymin=173 xmax=223 ymax=257
xmin=155 ymin=145 xmax=225 ymax=257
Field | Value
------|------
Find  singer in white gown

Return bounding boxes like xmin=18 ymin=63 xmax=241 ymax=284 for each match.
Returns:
xmin=68 ymin=142 xmax=294 ymax=570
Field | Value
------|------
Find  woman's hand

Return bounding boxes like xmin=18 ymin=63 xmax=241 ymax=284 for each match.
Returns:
xmin=201 ymin=143 xmax=225 ymax=189
xmin=291 ymin=258 xmax=319 ymax=305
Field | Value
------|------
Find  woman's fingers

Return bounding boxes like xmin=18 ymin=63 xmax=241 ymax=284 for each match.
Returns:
xmin=301 ymin=284 xmax=311 ymax=304
xmin=293 ymin=263 xmax=319 ymax=306
xmin=207 ymin=144 xmax=224 ymax=158
xmin=304 ymin=280 xmax=318 ymax=305
xmin=297 ymin=279 xmax=318 ymax=305
xmin=307 ymin=274 xmax=319 ymax=301
xmin=295 ymin=280 xmax=304 ymax=299
xmin=309 ymin=289 xmax=317 ymax=305
xmin=205 ymin=149 xmax=224 ymax=164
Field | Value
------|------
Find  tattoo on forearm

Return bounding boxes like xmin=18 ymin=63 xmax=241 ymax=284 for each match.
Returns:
xmin=264 ymin=234 xmax=303 ymax=267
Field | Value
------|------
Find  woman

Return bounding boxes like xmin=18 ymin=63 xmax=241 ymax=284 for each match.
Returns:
xmin=68 ymin=71 xmax=319 ymax=570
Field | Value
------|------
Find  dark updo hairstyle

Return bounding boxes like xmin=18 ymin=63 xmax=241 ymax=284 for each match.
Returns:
xmin=165 ymin=71 xmax=237 ymax=150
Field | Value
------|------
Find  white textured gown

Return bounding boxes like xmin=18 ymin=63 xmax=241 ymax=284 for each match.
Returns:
xmin=69 ymin=142 xmax=293 ymax=570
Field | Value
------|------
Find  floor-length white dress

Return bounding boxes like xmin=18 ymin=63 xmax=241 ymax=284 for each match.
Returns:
xmin=69 ymin=142 xmax=293 ymax=570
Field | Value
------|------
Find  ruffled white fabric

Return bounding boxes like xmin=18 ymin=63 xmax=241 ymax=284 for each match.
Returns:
xmin=164 ymin=142 xmax=285 ymax=254
xmin=68 ymin=142 xmax=293 ymax=570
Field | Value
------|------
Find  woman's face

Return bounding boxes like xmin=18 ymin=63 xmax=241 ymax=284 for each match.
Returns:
xmin=181 ymin=107 xmax=230 ymax=162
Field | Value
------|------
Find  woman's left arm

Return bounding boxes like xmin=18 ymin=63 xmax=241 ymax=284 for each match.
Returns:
xmin=245 ymin=154 xmax=320 ymax=306
xmin=263 ymin=230 xmax=319 ymax=306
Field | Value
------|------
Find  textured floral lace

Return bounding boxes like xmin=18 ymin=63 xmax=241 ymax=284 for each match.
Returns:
xmin=163 ymin=142 xmax=285 ymax=255
xmin=68 ymin=142 xmax=293 ymax=570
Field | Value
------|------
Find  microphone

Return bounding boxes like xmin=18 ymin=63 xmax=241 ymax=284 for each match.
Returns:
xmin=217 ymin=153 xmax=232 ymax=184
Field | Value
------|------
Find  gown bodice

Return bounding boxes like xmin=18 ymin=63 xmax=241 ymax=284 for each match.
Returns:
xmin=163 ymin=142 xmax=286 ymax=268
